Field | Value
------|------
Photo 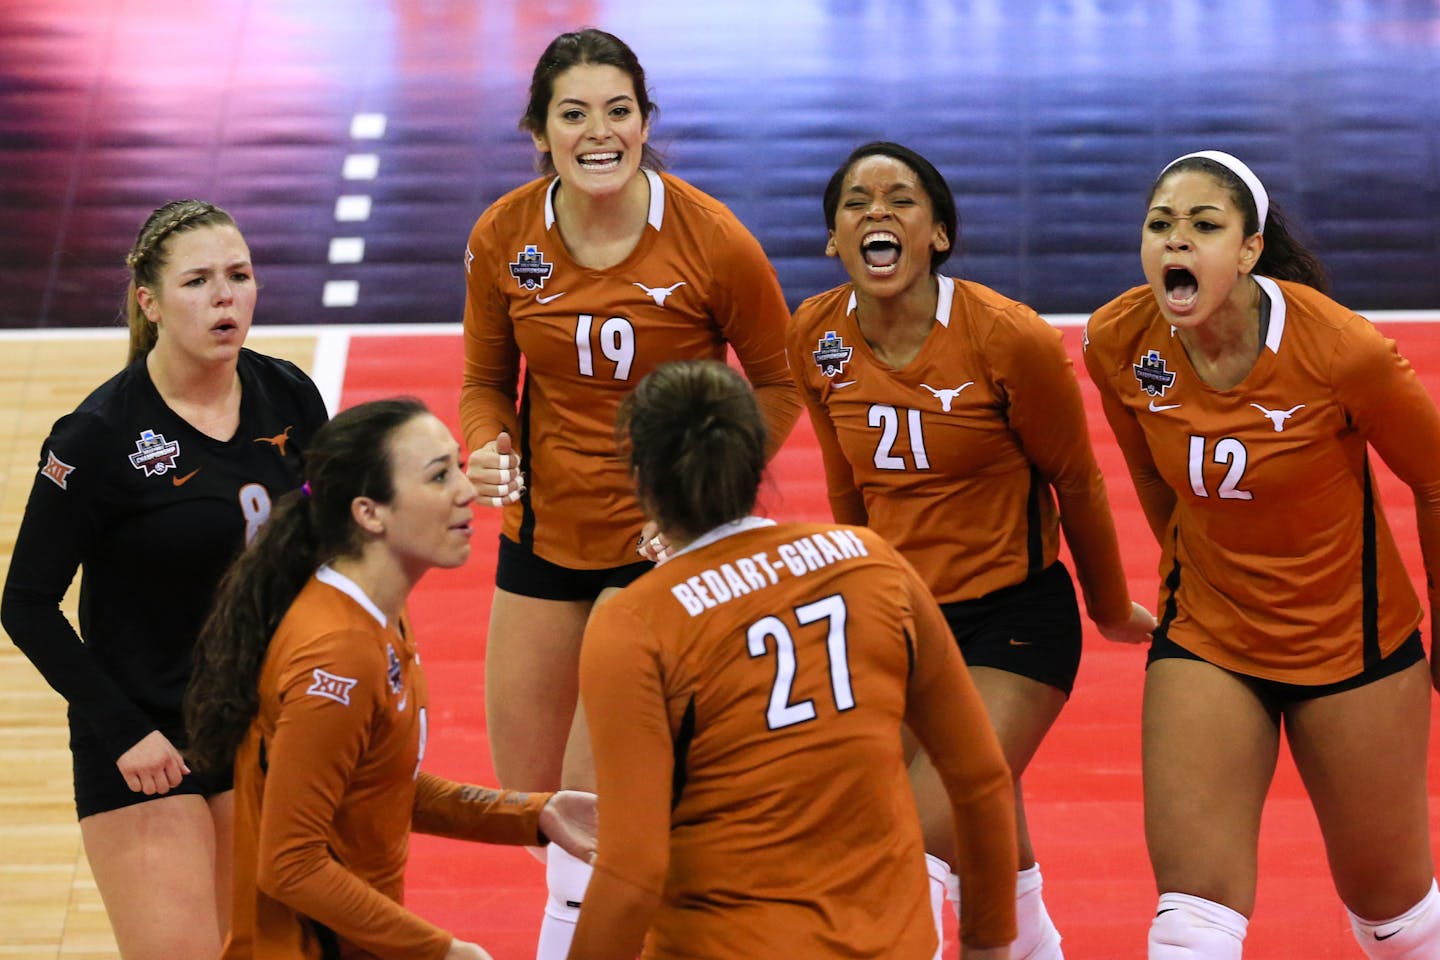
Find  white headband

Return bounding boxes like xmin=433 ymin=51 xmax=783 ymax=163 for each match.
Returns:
xmin=1160 ymin=150 xmax=1269 ymax=232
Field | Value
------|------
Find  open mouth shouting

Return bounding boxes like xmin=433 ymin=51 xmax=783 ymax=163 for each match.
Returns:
xmin=861 ymin=231 xmax=901 ymax=277
xmin=1163 ymin=265 xmax=1199 ymax=310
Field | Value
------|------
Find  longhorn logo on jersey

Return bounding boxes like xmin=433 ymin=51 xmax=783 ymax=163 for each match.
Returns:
xmin=127 ymin=429 xmax=181 ymax=476
xmin=633 ymin=281 xmax=686 ymax=306
xmin=813 ymin=330 xmax=854 ymax=377
xmin=255 ymin=425 xmax=293 ymax=456
xmin=1251 ymin=402 xmax=1305 ymax=432
xmin=1133 ymin=350 xmax=1177 ymax=397
xmin=920 ymin=382 xmax=975 ymax=412
xmin=508 ymin=244 xmax=554 ymax=290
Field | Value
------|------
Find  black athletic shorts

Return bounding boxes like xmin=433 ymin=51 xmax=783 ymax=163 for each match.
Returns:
xmin=495 ymin=534 xmax=652 ymax=602
xmin=939 ymin=561 xmax=1083 ymax=695
xmin=70 ymin=721 xmax=232 ymax=820
xmin=1147 ymin=629 xmax=1425 ymax=709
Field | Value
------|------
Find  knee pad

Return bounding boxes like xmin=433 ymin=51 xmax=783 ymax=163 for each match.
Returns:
xmin=543 ymin=844 xmax=592 ymax=922
xmin=1349 ymin=879 xmax=1440 ymax=959
xmin=924 ymin=853 xmax=949 ymax=960
xmin=1148 ymin=892 xmax=1246 ymax=960
xmin=1014 ymin=863 xmax=1064 ymax=960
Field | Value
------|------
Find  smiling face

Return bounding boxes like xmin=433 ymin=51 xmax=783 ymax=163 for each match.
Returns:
xmin=136 ymin=224 xmax=254 ymax=366
xmin=531 ymin=62 xmax=649 ymax=198
xmin=1142 ymin=168 xmax=1263 ymax=327
xmin=826 ymin=154 xmax=950 ymax=297
xmin=371 ymin=413 xmax=477 ymax=575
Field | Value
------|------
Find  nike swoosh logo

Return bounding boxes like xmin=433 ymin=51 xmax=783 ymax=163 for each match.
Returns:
xmin=1008 ymin=638 xmax=1032 ymax=646
xmin=1148 ymin=400 xmax=1181 ymax=412
xmin=535 ymin=292 xmax=566 ymax=304
xmin=1375 ymin=930 xmax=1402 ymax=941
xmin=171 ymin=468 xmax=201 ymax=487
xmin=831 ymin=380 xmax=858 ymax=389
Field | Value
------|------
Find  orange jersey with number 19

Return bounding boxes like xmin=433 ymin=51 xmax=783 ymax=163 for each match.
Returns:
xmin=572 ymin=519 xmax=1017 ymax=959
xmin=1084 ymin=276 xmax=1440 ymax=684
xmin=460 ymin=171 xmax=798 ymax=569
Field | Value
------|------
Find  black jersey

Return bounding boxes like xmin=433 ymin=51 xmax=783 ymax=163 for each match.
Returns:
xmin=1 ymin=349 xmax=327 ymax=761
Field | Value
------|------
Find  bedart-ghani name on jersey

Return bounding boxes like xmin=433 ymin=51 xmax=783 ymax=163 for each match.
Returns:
xmin=669 ymin=528 xmax=870 ymax=616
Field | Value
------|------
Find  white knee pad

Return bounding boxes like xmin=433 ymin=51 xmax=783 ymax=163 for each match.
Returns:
xmin=1148 ymin=892 xmax=1247 ymax=960
xmin=1013 ymin=863 xmax=1064 ymax=960
xmin=535 ymin=846 xmax=592 ymax=960
xmin=925 ymin=853 xmax=950 ymax=960
xmin=543 ymin=844 xmax=592 ymax=921
xmin=1349 ymin=879 xmax=1440 ymax=959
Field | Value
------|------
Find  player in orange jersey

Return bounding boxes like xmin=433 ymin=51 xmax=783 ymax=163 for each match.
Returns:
xmin=570 ymin=359 xmax=1016 ymax=959
xmin=459 ymin=29 xmax=800 ymax=957
xmin=185 ymin=399 xmax=597 ymax=960
xmin=788 ymin=141 xmax=1154 ymax=959
xmin=1084 ymin=150 xmax=1440 ymax=959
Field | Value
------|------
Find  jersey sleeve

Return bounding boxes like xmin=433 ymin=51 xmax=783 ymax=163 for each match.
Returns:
xmin=1333 ymin=322 xmax=1440 ymax=646
xmin=459 ymin=214 xmax=523 ymax=454
xmin=411 ymin=777 xmax=549 ymax=846
xmin=1081 ymin=315 xmax=1178 ymax=543
xmin=990 ymin=311 xmax=1131 ymax=624
xmin=570 ymin=601 xmax=671 ymax=960
xmin=0 ymin=413 xmax=157 ymax=760
xmin=899 ymin=558 xmax=1018 ymax=950
xmin=786 ymin=317 xmax=868 ymax=525
xmin=254 ymin=630 xmax=451 ymax=960
xmin=708 ymin=214 xmax=802 ymax=460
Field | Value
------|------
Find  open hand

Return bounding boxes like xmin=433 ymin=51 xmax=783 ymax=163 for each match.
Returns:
xmin=540 ymin=790 xmax=599 ymax=864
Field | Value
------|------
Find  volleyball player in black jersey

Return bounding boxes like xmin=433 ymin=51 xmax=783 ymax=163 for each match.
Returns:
xmin=1 ymin=200 xmax=327 ymax=959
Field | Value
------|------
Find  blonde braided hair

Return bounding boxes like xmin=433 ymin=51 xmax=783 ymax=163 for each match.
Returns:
xmin=124 ymin=200 xmax=238 ymax=365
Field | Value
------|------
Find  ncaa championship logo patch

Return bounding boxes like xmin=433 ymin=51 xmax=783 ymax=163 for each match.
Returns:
xmin=127 ymin=429 xmax=181 ymax=476
xmin=386 ymin=644 xmax=403 ymax=695
xmin=1132 ymin=350 xmax=1177 ymax=397
xmin=509 ymin=244 xmax=553 ymax=290
xmin=813 ymin=330 xmax=854 ymax=377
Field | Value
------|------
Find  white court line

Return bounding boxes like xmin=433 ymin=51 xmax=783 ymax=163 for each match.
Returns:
xmin=310 ymin=328 xmax=351 ymax=416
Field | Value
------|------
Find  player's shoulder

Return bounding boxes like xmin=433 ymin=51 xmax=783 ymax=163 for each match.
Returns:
xmin=52 ymin=361 xmax=154 ymax=452
xmin=950 ymin=277 xmax=1054 ymax=345
xmin=793 ymin=283 xmax=852 ymax=330
xmin=274 ymin=579 xmax=393 ymax=674
xmin=1084 ymin=284 xmax=1158 ymax=358
xmin=239 ymin=348 xmax=315 ymax=393
xmin=470 ymin=177 xmax=550 ymax=241
xmin=654 ymin=171 xmax=735 ymax=223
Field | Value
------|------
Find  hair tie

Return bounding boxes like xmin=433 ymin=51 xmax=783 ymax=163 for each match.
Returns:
xmin=1160 ymin=150 xmax=1269 ymax=232
xmin=300 ymin=482 xmax=312 ymax=498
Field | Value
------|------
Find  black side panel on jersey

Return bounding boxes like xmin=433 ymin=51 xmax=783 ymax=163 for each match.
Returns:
xmin=1152 ymin=531 xmax=1183 ymax=644
xmin=670 ymin=696 xmax=696 ymax=811
xmin=309 ymin=919 xmax=342 ymax=960
xmin=1361 ymin=457 xmax=1380 ymax=669
xmin=1025 ymin=466 xmax=1044 ymax=575
xmin=517 ymin=367 xmax=536 ymax=549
